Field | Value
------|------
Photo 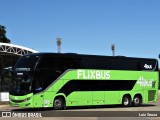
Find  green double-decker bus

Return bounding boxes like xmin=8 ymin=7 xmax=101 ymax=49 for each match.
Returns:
xmin=9 ymin=53 xmax=159 ymax=109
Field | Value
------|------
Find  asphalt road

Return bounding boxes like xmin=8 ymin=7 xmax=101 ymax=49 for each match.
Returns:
xmin=0 ymin=92 xmax=160 ymax=120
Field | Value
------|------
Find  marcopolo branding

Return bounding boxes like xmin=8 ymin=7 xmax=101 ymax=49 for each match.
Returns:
xmin=77 ymin=70 xmax=110 ymax=79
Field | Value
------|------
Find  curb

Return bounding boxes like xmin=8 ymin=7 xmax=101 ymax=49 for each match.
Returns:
xmin=0 ymin=104 xmax=9 ymax=109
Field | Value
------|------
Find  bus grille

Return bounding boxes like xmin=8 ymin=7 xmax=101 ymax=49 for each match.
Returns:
xmin=11 ymin=99 xmax=24 ymax=103
xmin=148 ymin=90 xmax=156 ymax=101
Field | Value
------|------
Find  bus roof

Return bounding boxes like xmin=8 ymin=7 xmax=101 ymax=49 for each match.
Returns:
xmin=20 ymin=52 xmax=158 ymax=71
xmin=24 ymin=52 xmax=158 ymax=61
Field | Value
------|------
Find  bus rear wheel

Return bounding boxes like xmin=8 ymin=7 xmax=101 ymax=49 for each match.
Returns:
xmin=133 ymin=95 xmax=142 ymax=107
xmin=53 ymin=97 xmax=66 ymax=110
xmin=122 ymin=95 xmax=131 ymax=107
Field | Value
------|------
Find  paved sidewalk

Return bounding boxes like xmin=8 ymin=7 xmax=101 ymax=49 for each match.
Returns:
xmin=0 ymin=101 xmax=9 ymax=109
xmin=0 ymin=104 xmax=9 ymax=109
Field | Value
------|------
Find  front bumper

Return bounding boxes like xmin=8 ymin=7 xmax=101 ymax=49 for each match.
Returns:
xmin=9 ymin=93 xmax=34 ymax=108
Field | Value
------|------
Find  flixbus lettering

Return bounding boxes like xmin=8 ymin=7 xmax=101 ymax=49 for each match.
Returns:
xmin=77 ymin=70 xmax=110 ymax=79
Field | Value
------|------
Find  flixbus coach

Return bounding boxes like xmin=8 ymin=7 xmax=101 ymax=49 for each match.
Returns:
xmin=9 ymin=53 xmax=159 ymax=109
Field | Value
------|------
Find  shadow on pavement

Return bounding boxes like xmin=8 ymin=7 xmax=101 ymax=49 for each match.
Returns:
xmin=11 ymin=104 xmax=156 ymax=111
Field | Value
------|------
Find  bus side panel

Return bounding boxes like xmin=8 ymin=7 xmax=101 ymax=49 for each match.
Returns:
xmin=33 ymin=93 xmax=44 ymax=108
xmin=52 ymin=80 xmax=64 ymax=92
xmin=143 ymin=89 xmax=158 ymax=103
xmin=68 ymin=91 xmax=92 ymax=106
xmin=93 ymin=91 xmax=105 ymax=105
xmin=105 ymin=91 xmax=120 ymax=105
xmin=43 ymin=91 xmax=57 ymax=107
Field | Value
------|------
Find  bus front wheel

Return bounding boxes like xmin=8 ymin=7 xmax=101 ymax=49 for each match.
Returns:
xmin=53 ymin=97 xmax=66 ymax=110
xmin=122 ymin=95 xmax=131 ymax=107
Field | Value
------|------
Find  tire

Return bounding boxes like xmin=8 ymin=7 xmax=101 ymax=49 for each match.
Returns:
xmin=133 ymin=96 xmax=142 ymax=107
xmin=53 ymin=97 xmax=66 ymax=110
xmin=122 ymin=95 xmax=131 ymax=107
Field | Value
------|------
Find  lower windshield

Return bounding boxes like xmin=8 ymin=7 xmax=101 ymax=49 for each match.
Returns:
xmin=10 ymin=74 xmax=33 ymax=96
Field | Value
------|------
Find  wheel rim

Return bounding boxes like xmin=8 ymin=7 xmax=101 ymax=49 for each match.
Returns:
xmin=124 ymin=98 xmax=129 ymax=105
xmin=54 ymin=99 xmax=62 ymax=109
xmin=134 ymin=98 xmax=140 ymax=104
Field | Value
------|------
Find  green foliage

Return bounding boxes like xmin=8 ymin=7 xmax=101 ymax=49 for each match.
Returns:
xmin=0 ymin=25 xmax=10 ymax=43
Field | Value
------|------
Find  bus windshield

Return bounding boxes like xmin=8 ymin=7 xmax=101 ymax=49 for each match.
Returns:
xmin=10 ymin=55 xmax=40 ymax=95
xmin=15 ymin=55 xmax=39 ymax=71
xmin=10 ymin=55 xmax=59 ymax=95
xmin=10 ymin=74 xmax=33 ymax=95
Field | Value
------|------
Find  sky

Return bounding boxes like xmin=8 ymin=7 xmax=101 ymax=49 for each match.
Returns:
xmin=1 ymin=0 xmax=160 ymax=59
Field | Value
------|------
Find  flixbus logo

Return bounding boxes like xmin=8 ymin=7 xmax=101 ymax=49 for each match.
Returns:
xmin=77 ymin=70 xmax=110 ymax=79
xmin=144 ymin=64 xmax=152 ymax=69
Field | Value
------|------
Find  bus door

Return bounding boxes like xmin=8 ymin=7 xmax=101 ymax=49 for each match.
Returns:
xmin=32 ymin=72 xmax=44 ymax=108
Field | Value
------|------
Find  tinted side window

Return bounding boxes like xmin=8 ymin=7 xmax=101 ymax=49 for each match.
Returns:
xmin=91 ymin=80 xmax=106 ymax=90
xmin=106 ymin=59 xmax=138 ymax=70
xmin=58 ymin=80 xmax=137 ymax=96
xmin=58 ymin=57 xmax=78 ymax=70
xmin=109 ymin=80 xmax=125 ymax=90
xmin=75 ymin=80 xmax=93 ymax=91
xmin=78 ymin=58 xmax=107 ymax=69
xmin=78 ymin=57 xmax=140 ymax=70
xmin=37 ymin=57 xmax=57 ymax=69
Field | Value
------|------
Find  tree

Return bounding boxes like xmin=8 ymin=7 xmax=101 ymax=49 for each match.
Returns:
xmin=0 ymin=25 xmax=11 ymax=43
